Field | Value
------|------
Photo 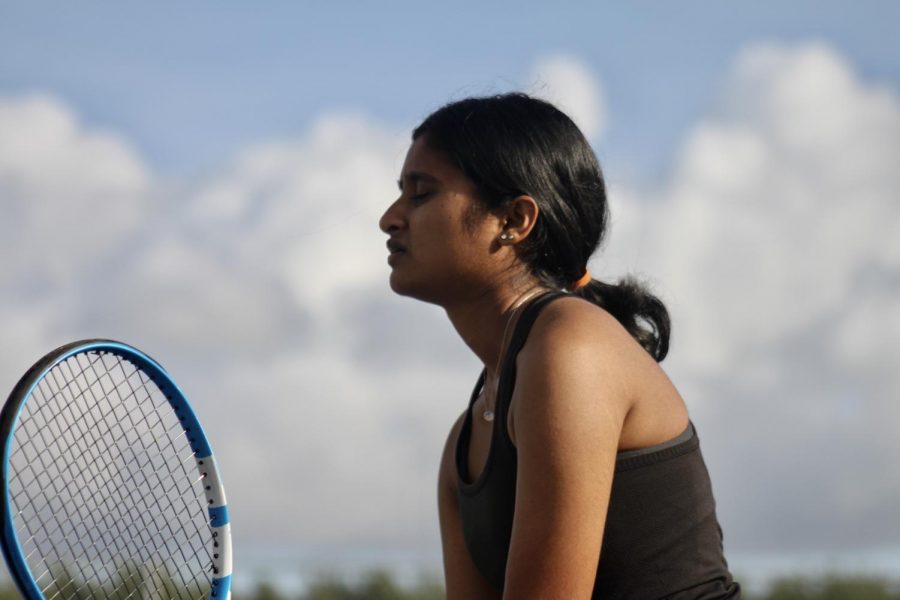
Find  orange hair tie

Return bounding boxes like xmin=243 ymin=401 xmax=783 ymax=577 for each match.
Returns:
xmin=570 ymin=270 xmax=592 ymax=291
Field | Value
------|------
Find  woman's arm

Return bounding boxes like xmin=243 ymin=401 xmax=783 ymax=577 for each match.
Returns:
xmin=504 ymin=301 xmax=633 ymax=599
xmin=438 ymin=412 xmax=502 ymax=600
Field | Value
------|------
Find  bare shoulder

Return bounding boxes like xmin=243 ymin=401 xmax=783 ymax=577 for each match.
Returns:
xmin=513 ymin=294 xmax=688 ymax=450
xmin=519 ymin=296 xmax=644 ymax=400
xmin=528 ymin=295 xmax=638 ymax=350
xmin=507 ymin=297 xmax=635 ymax=445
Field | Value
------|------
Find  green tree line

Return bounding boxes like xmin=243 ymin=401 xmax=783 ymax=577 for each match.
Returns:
xmin=0 ymin=572 xmax=897 ymax=599
xmin=245 ymin=573 xmax=900 ymax=600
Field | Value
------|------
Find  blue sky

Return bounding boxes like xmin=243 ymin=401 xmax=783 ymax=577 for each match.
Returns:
xmin=3 ymin=2 xmax=896 ymax=178
xmin=2 ymin=1 xmax=900 ymax=592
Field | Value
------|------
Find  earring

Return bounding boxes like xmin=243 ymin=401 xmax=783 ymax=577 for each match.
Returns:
xmin=499 ymin=232 xmax=516 ymax=241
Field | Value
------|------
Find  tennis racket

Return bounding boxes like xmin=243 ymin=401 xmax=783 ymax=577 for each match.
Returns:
xmin=0 ymin=339 xmax=232 ymax=599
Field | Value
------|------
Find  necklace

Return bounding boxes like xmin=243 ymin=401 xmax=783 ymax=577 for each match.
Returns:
xmin=482 ymin=288 xmax=545 ymax=422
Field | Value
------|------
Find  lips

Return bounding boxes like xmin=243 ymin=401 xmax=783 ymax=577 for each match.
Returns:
xmin=386 ymin=239 xmax=406 ymax=255
xmin=386 ymin=239 xmax=406 ymax=265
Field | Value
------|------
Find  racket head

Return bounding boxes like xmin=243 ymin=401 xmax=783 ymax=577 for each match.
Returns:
xmin=0 ymin=339 xmax=232 ymax=599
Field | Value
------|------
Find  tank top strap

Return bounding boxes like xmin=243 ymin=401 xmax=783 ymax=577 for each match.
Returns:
xmin=494 ymin=291 xmax=568 ymax=432
xmin=465 ymin=369 xmax=486 ymax=411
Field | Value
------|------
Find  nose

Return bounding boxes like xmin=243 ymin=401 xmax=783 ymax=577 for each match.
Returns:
xmin=379 ymin=197 xmax=405 ymax=234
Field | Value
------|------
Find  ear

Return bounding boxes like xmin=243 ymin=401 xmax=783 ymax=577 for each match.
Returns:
xmin=496 ymin=195 xmax=540 ymax=245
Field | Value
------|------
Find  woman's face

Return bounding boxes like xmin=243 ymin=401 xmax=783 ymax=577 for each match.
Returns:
xmin=379 ymin=135 xmax=504 ymax=305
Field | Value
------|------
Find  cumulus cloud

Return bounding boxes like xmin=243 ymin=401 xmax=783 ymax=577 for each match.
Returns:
xmin=0 ymin=97 xmax=473 ymax=558
xmin=0 ymin=41 xmax=897 ymax=574
xmin=528 ymin=55 xmax=607 ymax=141
xmin=0 ymin=94 xmax=150 ymax=379
xmin=0 ymin=94 xmax=148 ymax=286
xmin=598 ymin=42 xmax=900 ymax=551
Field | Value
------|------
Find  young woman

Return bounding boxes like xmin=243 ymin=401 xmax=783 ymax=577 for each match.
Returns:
xmin=379 ymin=93 xmax=740 ymax=599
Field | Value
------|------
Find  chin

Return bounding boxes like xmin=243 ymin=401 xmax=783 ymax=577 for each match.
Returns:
xmin=388 ymin=270 xmax=416 ymax=297
xmin=388 ymin=272 xmax=443 ymax=306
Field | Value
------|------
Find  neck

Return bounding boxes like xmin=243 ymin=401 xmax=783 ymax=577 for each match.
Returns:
xmin=444 ymin=278 xmax=549 ymax=379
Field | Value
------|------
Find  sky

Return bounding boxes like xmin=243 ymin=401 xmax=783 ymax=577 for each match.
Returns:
xmin=1 ymin=1 xmax=899 ymax=592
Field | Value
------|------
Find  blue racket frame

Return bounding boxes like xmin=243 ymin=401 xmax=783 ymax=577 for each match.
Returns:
xmin=0 ymin=339 xmax=232 ymax=600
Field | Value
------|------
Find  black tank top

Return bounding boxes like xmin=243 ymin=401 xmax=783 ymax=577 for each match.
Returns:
xmin=455 ymin=292 xmax=741 ymax=599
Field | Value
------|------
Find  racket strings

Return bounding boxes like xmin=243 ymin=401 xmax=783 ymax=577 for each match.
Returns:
xmin=16 ymin=357 xmax=143 ymax=595
xmin=12 ymin=370 xmax=197 ymax=515
xmin=16 ymin=449 xmax=211 ymax=589
xmin=7 ymin=351 xmax=215 ymax=599
xmin=22 ymin=356 xmax=214 ymax=600
xmin=17 ymin=366 xmax=209 ymax=600
xmin=21 ymin=362 xmax=205 ymax=568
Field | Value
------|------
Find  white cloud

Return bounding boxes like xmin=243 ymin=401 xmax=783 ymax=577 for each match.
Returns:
xmin=0 ymin=94 xmax=148 ymax=287
xmin=603 ymin=42 xmax=900 ymax=374
xmin=186 ymin=112 xmax=408 ymax=316
xmin=203 ymin=349 xmax=467 ymax=545
xmin=1 ymin=42 xmax=898 ymax=568
xmin=599 ymin=42 xmax=900 ymax=550
xmin=0 ymin=97 xmax=470 ymax=558
xmin=0 ymin=94 xmax=145 ymax=192
xmin=528 ymin=55 xmax=607 ymax=141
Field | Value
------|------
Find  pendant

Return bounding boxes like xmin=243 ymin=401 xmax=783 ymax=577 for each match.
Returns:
xmin=482 ymin=410 xmax=494 ymax=422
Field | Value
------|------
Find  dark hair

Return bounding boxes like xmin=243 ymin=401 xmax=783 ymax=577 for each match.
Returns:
xmin=413 ymin=93 xmax=670 ymax=361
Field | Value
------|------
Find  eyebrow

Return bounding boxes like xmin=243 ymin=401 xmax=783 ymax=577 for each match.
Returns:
xmin=397 ymin=171 xmax=440 ymax=191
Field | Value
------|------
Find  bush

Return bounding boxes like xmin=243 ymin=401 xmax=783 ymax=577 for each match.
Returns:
xmin=2 ymin=571 xmax=897 ymax=599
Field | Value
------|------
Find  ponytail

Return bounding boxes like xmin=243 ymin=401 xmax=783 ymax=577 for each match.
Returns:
xmin=573 ymin=277 xmax=670 ymax=362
